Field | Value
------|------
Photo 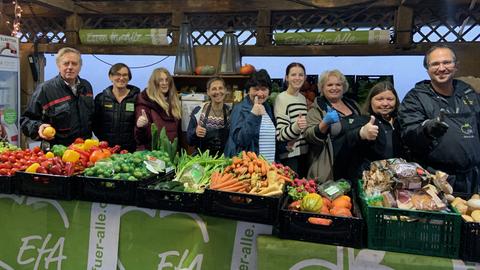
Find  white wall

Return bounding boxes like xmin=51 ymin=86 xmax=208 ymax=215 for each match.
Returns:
xmin=44 ymin=54 xmax=427 ymax=100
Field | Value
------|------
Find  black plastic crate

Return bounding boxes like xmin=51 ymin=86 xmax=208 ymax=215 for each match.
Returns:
xmin=0 ymin=175 xmax=14 ymax=194
xmin=15 ymin=171 xmax=75 ymax=200
xmin=136 ymin=172 xmax=204 ymax=213
xmin=76 ymin=174 xmax=151 ymax=206
xmin=277 ymin=192 xmax=365 ymax=248
xmin=453 ymin=193 xmax=480 ymax=263
xmin=204 ymin=188 xmax=282 ymax=224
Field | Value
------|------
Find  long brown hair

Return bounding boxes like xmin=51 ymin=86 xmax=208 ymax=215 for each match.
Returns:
xmin=146 ymin=68 xmax=181 ymax=119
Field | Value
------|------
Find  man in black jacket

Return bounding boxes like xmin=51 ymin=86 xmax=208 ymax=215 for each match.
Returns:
xmin=398 ymin=44 xmax=480 ymax=193
xmin=21 ymin=47 xmax=94 ymax=146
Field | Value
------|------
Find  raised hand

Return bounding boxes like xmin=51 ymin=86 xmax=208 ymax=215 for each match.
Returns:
xmin=359 ymin=115 xmax=379 ymax=140
xmin=136 ymin=109 xmax=149 ymax=128
xmin=423 ymin=111 xmax=449 ymax=139
xmin=296 ymin=113 xmax=307 ymax=131
xmin=322 ymin=106 xmax=340 ymax=125
xmin=251 ymin=96 xmax=266 ymax=116
xmin=196 ymin=121 xmax=207 ymax=138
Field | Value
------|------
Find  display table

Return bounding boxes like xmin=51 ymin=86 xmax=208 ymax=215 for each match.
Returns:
xmin=0 ymin=195 xmax=478 ymax=270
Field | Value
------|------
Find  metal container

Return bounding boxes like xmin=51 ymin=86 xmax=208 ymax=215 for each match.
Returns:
xmin=218 ymin=28 xmax=241 ymax=74
xmin=174 ymin=21 xmax=196 ymax=75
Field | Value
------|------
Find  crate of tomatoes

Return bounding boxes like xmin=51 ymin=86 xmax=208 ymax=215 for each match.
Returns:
xmin=278 ymin=179 xmax=365 ymax=248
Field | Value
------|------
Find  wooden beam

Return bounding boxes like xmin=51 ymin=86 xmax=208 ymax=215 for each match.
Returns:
xmin=310 ymin=0 xmax=399 ymax=8
xmin=256 ymin=10 xmax=272 ymax=47
xmin=395 ymin=5 xmax=414 ymax=49
xmin=20 ymin=42 xmax=480 ymax=57
xmin=72 ymin=0 xmax=402 ymax=14
xmin=30 ymin=0 xmax=75 ymax=13
xmin=65 ymin=14 xmax=82 ymax=46
xmin=171 ymin=12 xmax=184 ymax=47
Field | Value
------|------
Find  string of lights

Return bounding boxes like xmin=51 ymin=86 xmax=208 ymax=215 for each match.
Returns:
xmin=4 ymin=1 xmax=23 ymax=37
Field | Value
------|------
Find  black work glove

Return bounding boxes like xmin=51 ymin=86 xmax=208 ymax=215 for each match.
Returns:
xmin=423 ymin=118 xmax=449 ymax=139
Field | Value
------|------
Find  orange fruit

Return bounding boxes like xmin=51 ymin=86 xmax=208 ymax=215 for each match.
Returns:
xmin=332 ymin=197 xmax=352 ymax=210
xmin=43 ymin=126 xmax=56 ymax=138
xmin=330 ymin=207 xmax=352 ymax=217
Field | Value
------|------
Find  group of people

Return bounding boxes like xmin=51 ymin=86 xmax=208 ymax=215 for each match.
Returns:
xmin=20 ymin=45 xmax=480 ymax=193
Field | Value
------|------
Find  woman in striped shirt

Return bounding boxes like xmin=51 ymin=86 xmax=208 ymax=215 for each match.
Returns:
xmin=224 ymin=69 xmax=276 ymax=162
xmin=274 ymin=62 xmax=309 ymax=177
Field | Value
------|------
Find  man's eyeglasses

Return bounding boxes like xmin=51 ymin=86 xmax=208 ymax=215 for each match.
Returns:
xmin=113 ymin=73 xmax=129 ymax=78
xmin=428 ymin=60 xmax=455 ymax=70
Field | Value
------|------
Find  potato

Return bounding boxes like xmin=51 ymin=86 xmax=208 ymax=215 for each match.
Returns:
xmin=472 ymin=210 xmax=480 ymax=222
xmin=456 ymin=203 xmax=468 ymax=215
xmin=452 ymin=197 xmax=467 ymax=207
xmin=467 ymin=199 xmax=480 ymax=210
xmin=445 ymin=194 xmax=455 ymax=202
xmin=462 ymin=215 xmax=474 ymax=222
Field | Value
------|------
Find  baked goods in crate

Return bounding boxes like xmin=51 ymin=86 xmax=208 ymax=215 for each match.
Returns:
xmin=362 ymin=158 xmax=453 ymax=212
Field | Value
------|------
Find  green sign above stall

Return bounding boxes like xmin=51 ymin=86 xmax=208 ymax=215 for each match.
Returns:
xmin=79 ymin=28 xmax=169 ymax=45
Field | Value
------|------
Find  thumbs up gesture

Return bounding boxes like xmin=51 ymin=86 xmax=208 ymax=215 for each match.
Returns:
xmin=136 ymin=109 xmax=149 ymax=128
xmin=322 ymin=106 xmax=340 ymax=125
xmin=196 ymin=121 xmax=207 ymax=138
xmin=359 ymin=115 xmax=379 ymax=140
xmin=296 ymin=113 xmax=307 ymax=131
xmin=251 ymin=96 xmax=266 ymax=116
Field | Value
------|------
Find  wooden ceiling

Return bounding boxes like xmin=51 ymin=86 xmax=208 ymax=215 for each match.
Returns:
xmin=1 ymin=0 xmax=479 ymax=56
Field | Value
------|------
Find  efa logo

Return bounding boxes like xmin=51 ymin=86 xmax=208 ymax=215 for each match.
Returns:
xmin=460 ymin=123 xmax=474 ymax=137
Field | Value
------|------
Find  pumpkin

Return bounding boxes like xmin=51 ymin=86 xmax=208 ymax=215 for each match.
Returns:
xmin=240 ymin=64 xmax=255 ymax=75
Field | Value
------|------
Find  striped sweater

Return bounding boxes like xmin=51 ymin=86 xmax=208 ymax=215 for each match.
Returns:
xmin=274 ymin=91 xmax=308 ymax=159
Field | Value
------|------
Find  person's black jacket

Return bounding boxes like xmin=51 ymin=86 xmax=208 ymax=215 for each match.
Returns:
xmin=398 ymin=79 xmax=480 ymax=171
xmin=20 ymin=74 xmax=94 ymax=146
xmin=341 ymin=115 xmax=410 ymax=181
xmin=93 ymin=85 xmax=140 ymax=152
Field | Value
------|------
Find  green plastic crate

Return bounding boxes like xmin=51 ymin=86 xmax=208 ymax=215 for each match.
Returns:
xmin=358 ymin=180 xmax=461 ymax=258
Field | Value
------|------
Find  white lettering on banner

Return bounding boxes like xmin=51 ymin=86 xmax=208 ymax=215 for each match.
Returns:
xmin=157 ymin=249 xmax=203 ymax=270
xmin=289 ymin=246 xmax=393 ymax=270
xmin=231 ymin=222 xmax=272 ymax=270
xmin=87 ymin=203 xmax=121 ymax=270
xmin=452 ymin=260 xmax=480 ymax=270
xmin=16 ymin=234 xmax=66 ymax=270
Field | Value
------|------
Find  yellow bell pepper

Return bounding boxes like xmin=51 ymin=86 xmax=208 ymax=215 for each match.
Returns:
xmin=26 ymin=163 xmax=40 ymax=173
xmin=83 ymin=139 xmax=99 ymax=151
xmin=62 ymin=149 xmax=80 ymax=163
xmin=45 ymin=151 xmax=54 ymax=158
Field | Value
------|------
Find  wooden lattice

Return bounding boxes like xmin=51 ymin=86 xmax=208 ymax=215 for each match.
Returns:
xmin=271 ymin=7 xmax=395 ymax=45
xmin=16 ymin=16 xmax=66 ymax=43
xmin=413 ymin=4 xmax=480 ymax=43
xmin=82 ymin=14 xmax=173 ymax=42
xmin=185 ymin=12 xmax=257 ymax=45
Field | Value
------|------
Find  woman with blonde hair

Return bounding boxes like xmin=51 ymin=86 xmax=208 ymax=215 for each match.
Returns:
xmin=135 ymin=68 xmax=181 ymax=150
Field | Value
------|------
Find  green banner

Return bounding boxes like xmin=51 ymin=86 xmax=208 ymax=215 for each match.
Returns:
xmin=257 ymin=235 xmax=479 ymax=270
xmin=79 ymin=29 xmax=169 ymax=45
xmin=274 ymin=30 xmax=390 ymax=45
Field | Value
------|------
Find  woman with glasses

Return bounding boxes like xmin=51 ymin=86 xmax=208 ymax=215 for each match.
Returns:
xmin=93 ymin=63 xmax=140 ymax=152
xmin=134 ymin=67 xmax=181 ymax=150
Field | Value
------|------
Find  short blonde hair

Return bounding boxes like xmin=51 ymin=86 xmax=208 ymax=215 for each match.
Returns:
xmin=318 ymin=69 xmax=349 ymax=94
xmin=56 ymin=47 xmax=82 ymax=66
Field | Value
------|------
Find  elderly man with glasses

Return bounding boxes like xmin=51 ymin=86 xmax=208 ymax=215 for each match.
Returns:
xmin=398 ymin=44 xmax=480 ymax=193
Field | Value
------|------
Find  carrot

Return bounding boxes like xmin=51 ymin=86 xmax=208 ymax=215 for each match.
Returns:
xmin=234 ymin=167 xmax=248 ymax=175
xmin=219 ymin=173 xmax=234 ymax=183
xmin=248 ymin=162 xmax=254 ymax=174
xmin=232 ymin=156 xmax=242 ymax=165
xmin=276 ymin=173 xmax=294 ymax=184
xmin=247 ymin=151 xmax=257 ymax=160
xmin=211 ymin=178 xmax=239 ymax=189
xmin=261 ymin=163 xmax=267 ymax=175
xmin=210 ymin=172 xmax=221 ymax=186
xmin=241 ymin=151 xmax=247 ymax=159
xmin=220 ymin=181 xmax=247 ymax=192
xmin=307 ymin=217 xmax=333 ymax=226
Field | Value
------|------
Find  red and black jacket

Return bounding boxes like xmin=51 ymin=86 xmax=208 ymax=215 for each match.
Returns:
xmin=20 ymin=74 xmax=94 ymax=146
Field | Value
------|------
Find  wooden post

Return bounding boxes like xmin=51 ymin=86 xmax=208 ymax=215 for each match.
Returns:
xmin=395 ymin=5 xmax=414 ymax=50
xmin=0 ymin=2 xmax=11 ymax=36
xmin=256 ymin=9 xmax=271 ymax=47
xmin=172 ymin=11 xmax=184 ymax=46
xmin=65 ymin=13 xmax=82 ymax=47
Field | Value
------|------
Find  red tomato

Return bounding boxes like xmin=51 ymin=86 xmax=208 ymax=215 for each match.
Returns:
xmin=33 ymin=146 xmax=41 ymax=153
xmin=8 ymin=156 xmax=16 ymax=163
xmin=3 ymin=163 xmax=12 ymax=169
xmin=0 ymin=168 xmax=8 ymax=175
xmin=9 ymin=168 xmax=18 ymax=174
xmin=15 ymin=152 xmax=24 ymax=159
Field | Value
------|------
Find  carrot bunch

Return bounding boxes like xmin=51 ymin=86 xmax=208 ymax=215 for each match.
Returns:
xmin=209 ymin=151 xmax=290 ymax=196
